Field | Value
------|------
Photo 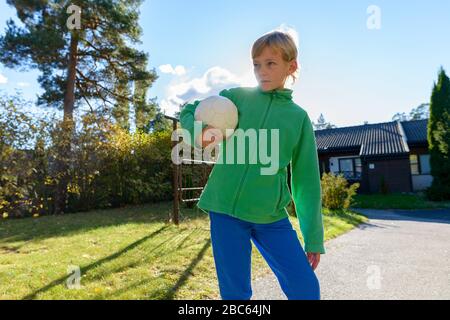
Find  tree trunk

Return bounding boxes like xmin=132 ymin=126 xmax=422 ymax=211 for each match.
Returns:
xmin=54 ymin=32 xmax=78 ymax=214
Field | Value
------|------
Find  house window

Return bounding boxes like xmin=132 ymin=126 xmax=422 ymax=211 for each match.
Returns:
xmin=338 ymin=157 xmax=361 ymax=179
xmin=419 ymin=154 xmax=431 ymax=175
xmin=410 ymin=154 xmax=419 ymax=175
xmin=340 ymin=158 xmax=353 ymax=172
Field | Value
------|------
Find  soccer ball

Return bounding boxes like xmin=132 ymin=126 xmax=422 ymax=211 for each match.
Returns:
xmin=194 ymin=95 xmax=238 ymax=146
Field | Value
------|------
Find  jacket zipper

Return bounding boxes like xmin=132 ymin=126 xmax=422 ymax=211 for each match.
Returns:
xmin=232 ymin=92 xmax=275 ymax=216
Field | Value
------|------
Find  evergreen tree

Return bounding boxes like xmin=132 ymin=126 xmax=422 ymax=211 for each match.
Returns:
xmin=426 ymin=67 xmax=450 ymax=200
xmin=112 ymin=79 xmax=131 ymax=131
xmin=313 ymin=113 xmax=336 ymax=130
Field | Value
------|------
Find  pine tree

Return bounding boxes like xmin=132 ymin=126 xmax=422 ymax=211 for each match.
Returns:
xmin=0 ymin=0 xmax=157 ymax=213
xmin=112 ymin=79 xmax=131 ymax=131
xmin=426 ymin=66 xmax=450 ymax=201
xmin=313 ymin=113 xmax=336 ymax=130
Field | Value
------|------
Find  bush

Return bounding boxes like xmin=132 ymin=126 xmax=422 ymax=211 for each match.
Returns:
xmin=321 ymin=172 xmax=360 ymax=210
xmin=1 ymin=93 xmax=174 ymax=218
xmin=65 ymin=117 xmax=174 ymax=212
xmin=0 ymin=95 xmax=54 ymax=218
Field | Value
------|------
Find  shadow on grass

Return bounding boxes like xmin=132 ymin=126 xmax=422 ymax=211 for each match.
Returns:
xmin=162 ymin=238 xmax=211 ymax=300
xmin=323 ymin=209 xmax=389 ymax=231
xmin=21 ymin=223 xmax=213 ymax=300
xmin=97 ymin=238 xmax=213 ymax=300
xmin=21 ymin=225 xmax=170 ymax=300
xmin=75 ymin=227 xmax=209 ymax=286
xmin=324 ymin=209 xmax=368 ymax=225
xmin=0 ymin=201 xmax=206 ymax=246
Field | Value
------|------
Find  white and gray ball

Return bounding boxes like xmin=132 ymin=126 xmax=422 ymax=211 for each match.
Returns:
xmin=194 ymin=95 xmax=238 ymax=144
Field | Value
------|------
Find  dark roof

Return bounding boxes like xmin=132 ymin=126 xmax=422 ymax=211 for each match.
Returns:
xmin=400 ymin=119 xmax=428 ymax=143
xmin=315 ymin=119 xmax=428 ymax=157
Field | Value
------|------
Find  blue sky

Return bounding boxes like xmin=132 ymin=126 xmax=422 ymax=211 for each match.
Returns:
xmin=1 ymin=0 xmax=449 ymax=128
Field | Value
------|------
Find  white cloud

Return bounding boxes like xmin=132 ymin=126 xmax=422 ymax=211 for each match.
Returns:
xmin=17 ymin=82 xmax=30 ymax=87
xmin=159 ymin=64 xmax=186 ymax=76
xmin=160 ymin=66 xmax=255 ymax=116
xmin=0 ymin=73 xmax=8 ymax=84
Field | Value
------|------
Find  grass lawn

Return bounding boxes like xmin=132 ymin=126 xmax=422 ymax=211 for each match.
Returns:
xmin=351 ymin=192 xmax=450 ymax=210
xmin=0 ymin=201 xmax=367 ymax=300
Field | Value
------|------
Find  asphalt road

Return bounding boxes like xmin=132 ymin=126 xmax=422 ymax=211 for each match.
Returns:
xmin=251 ymin=208 xmax=450 ymax=300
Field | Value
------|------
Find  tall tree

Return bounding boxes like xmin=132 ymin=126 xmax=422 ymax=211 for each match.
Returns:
xmin=426 ymin=66 xmax=450 ymax=201
xmin=392 ymin=112 xmax=408 ymax=122
xmin=146 ymin=108 xmax=173 ymax=133
xmin=410 ymin=103 xmax=430 ymax=120
xmin=112 ymin=79 xmax=131 ymax=131
xmin=0 ymin=0 xmax=158 ymax=213
xmin=133 ymin=71 xmax=159 ymax=133
xmin=313 ymin=113 xmax=336 ymax=130
xmin=392 ymin=103 xmax=430 ymax=121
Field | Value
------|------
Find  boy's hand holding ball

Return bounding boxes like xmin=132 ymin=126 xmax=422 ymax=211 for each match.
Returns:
xmin=200 ymin=125 xmax=224 ymax=148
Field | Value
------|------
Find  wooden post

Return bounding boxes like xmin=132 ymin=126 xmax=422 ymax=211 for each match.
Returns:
xmin=172 ymin=118 xmax=179 ymax=225
xmin=164 ymin=113 xmax=216 ymax=225
xmin=165 ymin=114 xmax=180 ymax=225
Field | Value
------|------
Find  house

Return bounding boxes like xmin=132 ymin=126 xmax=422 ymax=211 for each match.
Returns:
xmin=314 ymin=119 xmax=431 ymax=194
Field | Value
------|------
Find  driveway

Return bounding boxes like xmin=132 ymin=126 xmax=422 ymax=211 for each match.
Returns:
xmin=251 ymin=208 xmax=450 ymax=300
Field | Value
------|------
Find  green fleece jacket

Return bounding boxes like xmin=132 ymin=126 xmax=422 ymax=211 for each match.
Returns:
xmin=179 ymin=86 xmax=325 ymax=254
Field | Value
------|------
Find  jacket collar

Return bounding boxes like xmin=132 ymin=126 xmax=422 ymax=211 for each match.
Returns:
xmin=255 ymin=85 xmax=293 ymax=100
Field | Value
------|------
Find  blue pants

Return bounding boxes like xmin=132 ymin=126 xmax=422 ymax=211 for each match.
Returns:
xmin=209 ymin=210 xmax=320 ymax=300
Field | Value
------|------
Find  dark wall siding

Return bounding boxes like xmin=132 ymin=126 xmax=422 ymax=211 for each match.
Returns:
xmin=365 ymin=157 xmax=412 ymax=193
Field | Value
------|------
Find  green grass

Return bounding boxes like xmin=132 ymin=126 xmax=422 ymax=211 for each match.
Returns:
xmin=0 ymin=201 xmax=367 ymax=300
xmin=351 ymin=192 xmax=450 ymax=210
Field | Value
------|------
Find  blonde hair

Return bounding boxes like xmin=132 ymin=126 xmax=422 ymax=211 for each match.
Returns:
xmin=251 ymin=31 xmax=299 ymax=85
